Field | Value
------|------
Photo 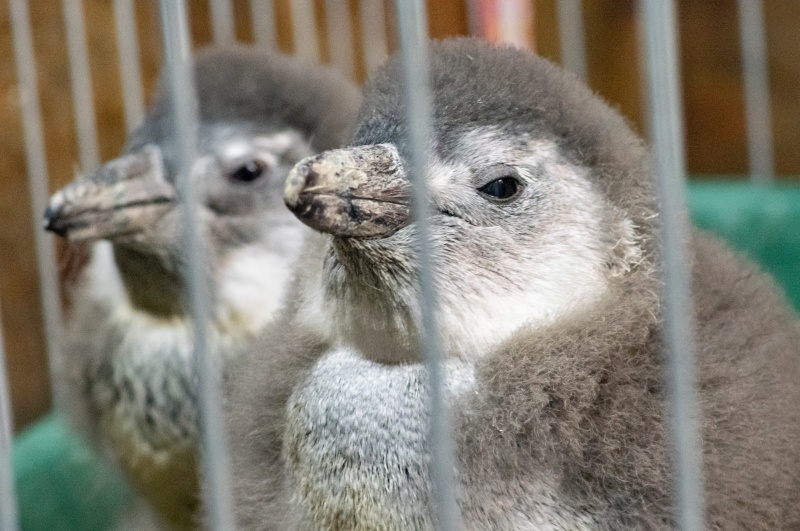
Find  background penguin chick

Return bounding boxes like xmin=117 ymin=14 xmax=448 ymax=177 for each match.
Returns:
xmin=44 ymin=44 xmax=361 ymax=530
xmin=228 ymin=38 xmax=800 ymax=530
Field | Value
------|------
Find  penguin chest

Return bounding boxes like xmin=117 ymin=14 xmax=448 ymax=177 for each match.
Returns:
xmin=284 ymin=349 xmax=474 ymax=530
xmin=284 ymin=349 xmax=601 ymax=530
xmin=103 ymin=412 xmax=199 ymax=530
xmin=86 ymin=332 xmax=203 ymax=529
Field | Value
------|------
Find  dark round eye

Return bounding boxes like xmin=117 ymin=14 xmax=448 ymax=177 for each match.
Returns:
xmin=228 ymin=159 xmax=267 ymax=183
xmin=478 ymin=176 xmax=521 ymax=200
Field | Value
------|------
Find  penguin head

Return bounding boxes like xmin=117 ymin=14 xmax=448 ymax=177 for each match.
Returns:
xmin=44 ymin=44 xmax=361 ymax=319
xmin=44 ymin=122 xmax=312 ymax=258
xmin=285 ymin=38 xmax=653 ymax=363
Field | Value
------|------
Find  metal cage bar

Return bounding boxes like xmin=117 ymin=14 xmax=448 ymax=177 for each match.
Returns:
xmin=113 ymin=0 xmax=146 ymax=132
xmin=210 ymin=0 xmax=237 ymax=44
xmin=250 ymin=0 xmax=278 ymax=48
xmin=324 ymin=0 xmax=355 ymax=79
xmin=157 ymin=2 xmax=236 ymax=529
xmin=9 ymin=0 xmax=65 ymax=407
xmin=290 ymin=0 xmax=318 ymax=62
xmin=393 ymin=1 xmax=459 ymax=530
xmin=0 ymin=301 xmax=19 ymax=531
xmin=556 ymin=0 xmax=588 ymax=81
xmin=737 ymin=0 xmax=774 ymax=183
xmin=62 ymin=0 xmax=101 ymax=172
xmin=465 ymin=0 xmax=480 ymax=37
xmin=639 ymin=1 xmax=705 ymax=530
xmin=359 ymin=0 xmax=389 ymax=75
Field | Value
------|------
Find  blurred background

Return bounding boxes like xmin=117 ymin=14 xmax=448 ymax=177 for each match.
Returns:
xmin=1 ymin=0 xmax=799 ymax=432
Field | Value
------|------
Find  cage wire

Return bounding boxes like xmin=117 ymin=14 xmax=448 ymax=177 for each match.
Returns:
xmin=394 ymin=1 xmax=458 ymax=529
xmin=113 ymin=0 xmax=146 ymax=131
xmin=250 ymin=0 xmax=278 ymax=49
xmin=737 ymin=0 xmax=774 ymax=183
xmin=7 ymin=0 xmax=66 ymax=432
xmin=0 ymin=0 xmax=785 ymax=530
xmin=158 ymin=2 xmax=237 ymax=529
xmin=639 ymin=1 xmax=704 ymax=529
xmin=209 ymin=0 xmax=235 ymax=43
xmin=555 ymin=0 xmax=587 ymax=82
xmin=0 ymin=300 xmax=19 ymax=531
xmin=290 ymin=0 xmax=319 ymax=61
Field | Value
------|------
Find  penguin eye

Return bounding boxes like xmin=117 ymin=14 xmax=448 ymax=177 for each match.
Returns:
xmin=228 ymin=159 xmax=267 ymax=183
xmin=478 ymin=176 xmax=521 ymax=201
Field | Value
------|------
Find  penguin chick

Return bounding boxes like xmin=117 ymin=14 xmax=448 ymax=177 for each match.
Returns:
xmin=44 ymin=44 xmax=361 ymax=530
xmin=228 ymin=38 xmax=800 ymax=530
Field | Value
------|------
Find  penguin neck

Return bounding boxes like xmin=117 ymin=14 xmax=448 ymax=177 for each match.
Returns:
xmin=324 ymin=238 xmax=423 ymax=364
xmin=112 ymin=245 xmax=188 ymax=318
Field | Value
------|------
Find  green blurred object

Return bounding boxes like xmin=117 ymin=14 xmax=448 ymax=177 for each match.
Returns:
xmin=688 ymin=181 xmax=800 ymax=310
xmin=12 ymin=414 xmax=133 ymax=531
xmin=10 ymin=181 xmax=799 ymax=530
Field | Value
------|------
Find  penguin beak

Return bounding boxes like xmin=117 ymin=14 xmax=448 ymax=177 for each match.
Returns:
xmin=44 ymin=144 xmax=177 ymax=242
xmin=283 ymin=144 xmax=412 ymax=239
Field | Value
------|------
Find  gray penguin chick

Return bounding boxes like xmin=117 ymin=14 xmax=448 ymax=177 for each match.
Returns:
xmin=227 ymin=38 xmax=800 ymax=530
xmin=44 ymin=44 xmax=361 ymax=529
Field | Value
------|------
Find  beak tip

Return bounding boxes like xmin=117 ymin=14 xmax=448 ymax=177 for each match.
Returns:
xmin=283 ymin=162 xmax=311 ymax=210
xmin=283 ymin=146 xmax=411 ymax=239
xmin=43 ymin=189 xmax=70 ymax=237
xmin=42 ymin=207 xmax=67 ymax=238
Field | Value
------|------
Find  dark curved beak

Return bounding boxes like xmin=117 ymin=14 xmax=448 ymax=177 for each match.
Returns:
xmin=283 ymin=144 xmax=411 ymax=239
xmin=44 ymin=144 xmax=176 ymax=242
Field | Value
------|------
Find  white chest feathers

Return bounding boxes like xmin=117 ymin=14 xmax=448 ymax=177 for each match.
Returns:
xmin=215 ymin=239 xmax=302 ymax=336
xmin=86 ymin=238 xmax=300 ymax=346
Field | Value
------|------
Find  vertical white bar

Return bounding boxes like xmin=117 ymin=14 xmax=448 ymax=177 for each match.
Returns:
xmin=62 ymin=0 xmax=101 ymax=171
xmin=495 ymin=0 xmax=534 ymax=50
xmin=639 ymin=1 xmax=705 ymax=530
xmin=290 ymin=0 xmax=318 ymax=61
xmin=556 ymin=0 xmax=588 ymax=81
xmin=210 ymin=0 xmax=237 ymax=44
xmin=9 ymin=0 xmax=65 ymax=407
xmin=157 ymin=2 xmax=236 ymax=530
xmin=113 ymin=0 xmax=146 ymax=132
xmin=0 ymin=302 xmax=19 ymax=531
xmin=250 ymin=0 xmax=278 ymax=48
xmin=465 ymin=0 xmax=481 ymax=36
xmin=393 ymin=1 xmax=459 ymax=530
xmin=359 ymin=0 xmax=389 ymax=74
xmin=324 ymin=0 xmax=355 ymax=79
xmin=737 ymin=0 xmax=774 ymax=183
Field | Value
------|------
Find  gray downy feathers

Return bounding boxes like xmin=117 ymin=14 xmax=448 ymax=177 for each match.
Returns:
xmin=46 ymin=44 xmax=361 ymax=530
xmin=227 ymin=38 xmax=800 ymax=530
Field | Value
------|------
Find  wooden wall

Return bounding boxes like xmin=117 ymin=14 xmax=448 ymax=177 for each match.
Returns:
xmin=0 ymin=0 xmax=798 ymax=431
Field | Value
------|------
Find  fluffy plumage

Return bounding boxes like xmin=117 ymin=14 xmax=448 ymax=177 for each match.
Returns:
xmin=228 ymin=38 xmax=800 ymax=530
xmin=130 ymin=45 xmax=360 ymax=155
xmin=46 ymin=45 xmax=360 ymax=529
